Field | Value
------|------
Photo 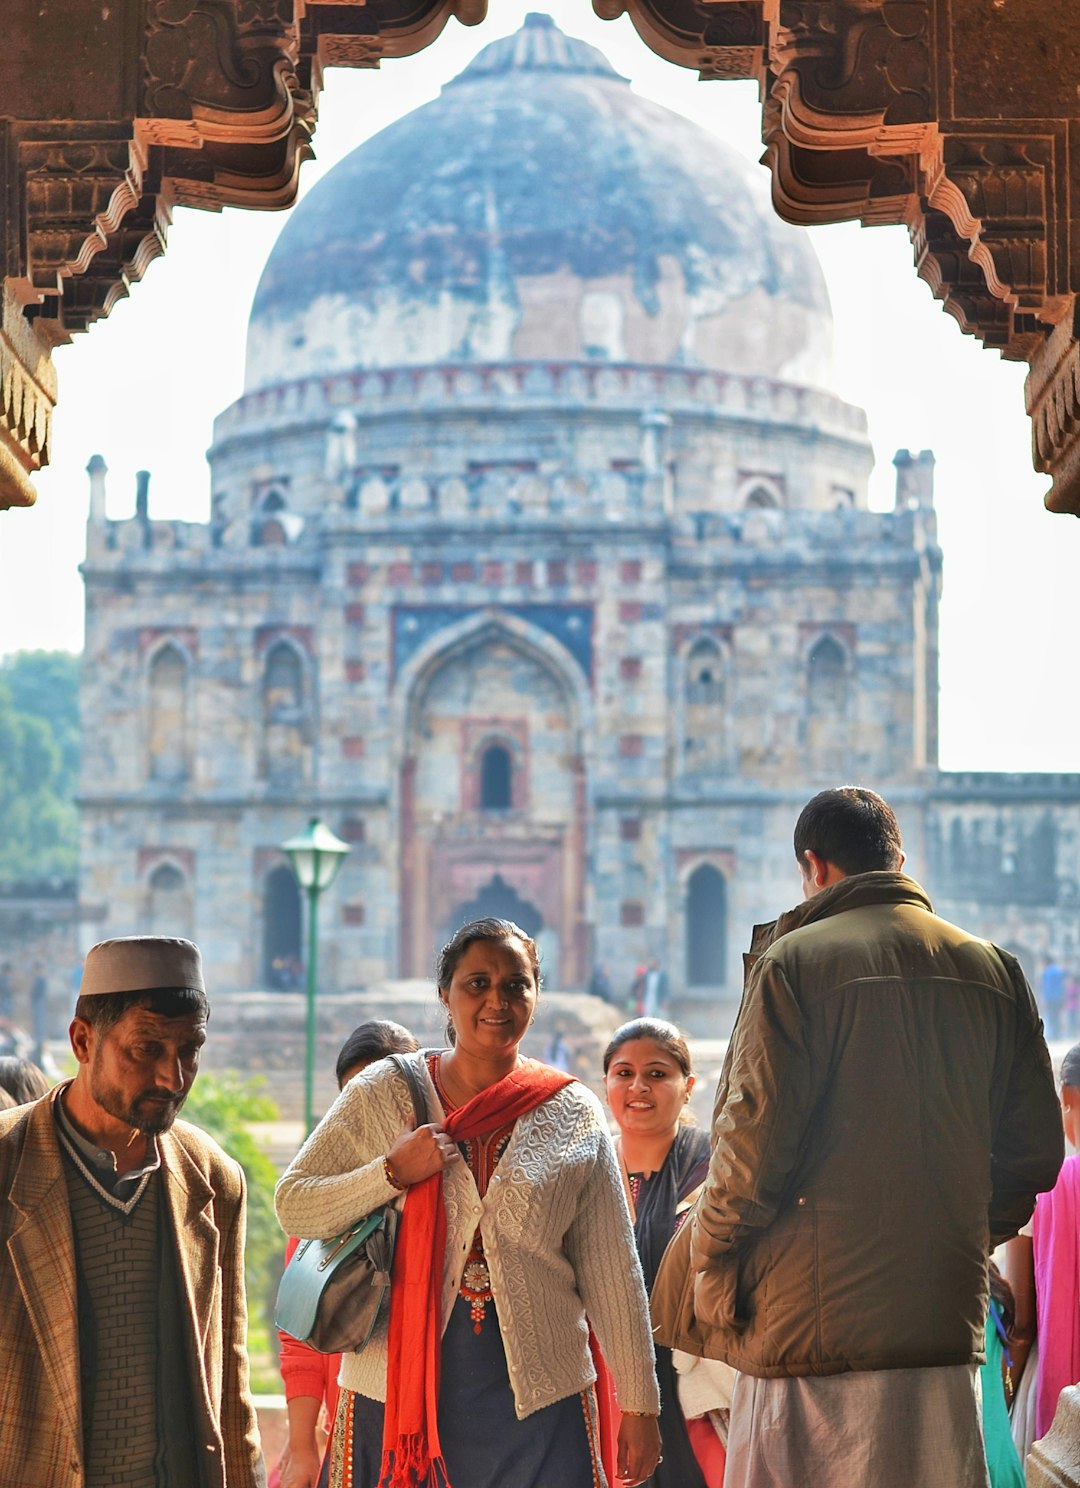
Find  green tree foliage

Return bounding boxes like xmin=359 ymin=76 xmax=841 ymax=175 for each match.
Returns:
xmin=2 ymin=651 xmax=80 ymax=798
xmin=182 ymin=1072 xmax=284 ymax=1358
xmin=0 ymin=651 xmax=80 ymax=879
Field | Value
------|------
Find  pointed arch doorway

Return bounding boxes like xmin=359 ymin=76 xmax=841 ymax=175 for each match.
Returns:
xmin=444 ymin=873 xmax=544 ymax=940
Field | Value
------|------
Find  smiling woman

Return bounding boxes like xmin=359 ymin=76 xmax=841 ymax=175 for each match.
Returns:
xmin=603 ymin=1019 xmax=726 ymax=1488
xmin=275 ymin=916 xmax=662 ymax=1488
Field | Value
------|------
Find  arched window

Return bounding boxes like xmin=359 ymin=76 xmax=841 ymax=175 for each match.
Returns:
xmin=480 ymin=743 xmax=513 ymax=810
xmin=686 ymin=639 xmax=725 ymax=706
xmin=745 ymin=486 xmax=778 ymax=510
xmin=807 ymin=634 xmax=848 ymax=713
xmin=805 ymin=634 xmax=849 ymax=772
xmin=147 ymin=862 xmax=193 ymax=938
xmin=686 ymin=865 xmax=726 ymax=986
xmin=683 ymin=639 xmax=727 ymax=772
xmin=262 ymin=641 xmax=308 ymax=785
xmin=263 ymin=865 xmax=302 ymax=988
xmin=258 ymin=488 xmax=287 ymax=513
xmin=148 ymin=643 xmax=189 ymax=784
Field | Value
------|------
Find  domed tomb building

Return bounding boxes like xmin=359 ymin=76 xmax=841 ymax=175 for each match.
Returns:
xmin=82 ymin=17 xmax=1080 ymax=1023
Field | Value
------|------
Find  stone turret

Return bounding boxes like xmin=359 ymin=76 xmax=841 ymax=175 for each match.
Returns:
xmin=893 ymin=448 xmax=935 ymax=510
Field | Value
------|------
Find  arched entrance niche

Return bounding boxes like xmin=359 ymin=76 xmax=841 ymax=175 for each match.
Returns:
xmin=145 ymin=861 xmax=194 ymax=938
xmin=444 ymin=873 xmax=543 ymax=939
xmin=685 ymin=863 xmax=727 ymax=988
xmin=395 ymin=611 xmax=590 ymax=987
xmin=263 ymin=864 xmax=303 ymax=988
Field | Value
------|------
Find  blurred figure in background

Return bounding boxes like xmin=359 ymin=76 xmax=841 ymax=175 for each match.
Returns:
xmin=0 ymin=1055 xmax=50 ymax=1106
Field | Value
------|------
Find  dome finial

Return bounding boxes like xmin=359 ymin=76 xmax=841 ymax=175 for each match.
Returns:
xmin=448 ymin=14 xmax=626 ymax=85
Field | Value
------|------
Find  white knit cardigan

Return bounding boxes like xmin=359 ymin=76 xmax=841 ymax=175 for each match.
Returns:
xmin=275 ymin=1051 xmax=661 ymax=1420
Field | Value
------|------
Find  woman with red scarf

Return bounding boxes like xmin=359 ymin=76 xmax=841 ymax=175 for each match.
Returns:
xmin=276 ymin=917 xmax=662 ymax=1488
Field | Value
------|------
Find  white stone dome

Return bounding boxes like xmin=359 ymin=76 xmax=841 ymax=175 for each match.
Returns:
xmin=245 ymin=13 xmax=834 ymax=392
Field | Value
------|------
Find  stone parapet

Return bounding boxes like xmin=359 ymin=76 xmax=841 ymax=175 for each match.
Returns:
xmin=211 ymin=361 xmax=869 ymax=449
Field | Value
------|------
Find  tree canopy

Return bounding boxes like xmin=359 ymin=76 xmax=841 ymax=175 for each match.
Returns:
xmin=0 ymin=651 xmax=79 ymax=881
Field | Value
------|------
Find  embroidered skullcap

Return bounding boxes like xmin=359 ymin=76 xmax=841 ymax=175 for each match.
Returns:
xmin=80 ymin=937 xmax=205 ymax=998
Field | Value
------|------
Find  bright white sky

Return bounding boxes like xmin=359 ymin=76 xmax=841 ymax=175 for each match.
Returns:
xmin=1 ymin=0 xmax=1076 ymax=771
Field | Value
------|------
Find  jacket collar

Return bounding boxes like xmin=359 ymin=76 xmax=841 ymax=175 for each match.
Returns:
xmin=748 ymin=872 xmax=933 ymax=963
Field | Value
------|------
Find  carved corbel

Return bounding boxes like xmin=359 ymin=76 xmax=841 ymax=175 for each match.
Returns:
xmin=592 ymin=0 xmax=767 ymax=83
xmin=769 ymin=0 xmax=935 ymax=155
xmin=763 ymin=96 xmax=917 ymax=226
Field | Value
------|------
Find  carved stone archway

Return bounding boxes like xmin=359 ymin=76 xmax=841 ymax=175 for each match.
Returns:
xmin=5 ymin=3 xmax=1080 ymax=515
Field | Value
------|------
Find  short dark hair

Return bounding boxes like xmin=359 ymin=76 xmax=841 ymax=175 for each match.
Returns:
xmin=435 ymin=918 xmax=540 ymax=1046
xmin=335 ymin=1019 xmax=419 ymax=1088
xmin=602 ymin=1017 xmax=693 ymax=1078
xmin=1061 ymin=1042 xmax=1080 ymax=1090
xmin=0 ymin=1056 xmax=51 ymax=1105
xmin=793 ymin=787 xmax=904 ymax=876
xmin=74 ymin=985 xmax=209 ymax=1035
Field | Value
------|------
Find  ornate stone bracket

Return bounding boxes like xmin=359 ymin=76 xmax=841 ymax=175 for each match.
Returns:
xmin=0 ymin=0 xmax=483 ymax=509
xmin=598 ymin=0 xmax=1080 ymax=514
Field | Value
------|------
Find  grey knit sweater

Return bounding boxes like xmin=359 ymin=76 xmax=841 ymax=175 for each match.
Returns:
xmin=275 ymin=1051 xmax=661 ymax=1419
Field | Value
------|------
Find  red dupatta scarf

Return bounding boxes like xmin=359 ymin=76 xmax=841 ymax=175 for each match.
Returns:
xmin=380 ymin=1058 xmax=575 ymax=1488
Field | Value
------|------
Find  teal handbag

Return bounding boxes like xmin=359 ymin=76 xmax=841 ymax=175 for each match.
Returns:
xmin=274 ymin=1053 xmax=428 ymax=1354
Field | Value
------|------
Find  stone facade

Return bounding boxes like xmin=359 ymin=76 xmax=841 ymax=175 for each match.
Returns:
xmin=79 ymin=19 xmax=1080 ymax=1033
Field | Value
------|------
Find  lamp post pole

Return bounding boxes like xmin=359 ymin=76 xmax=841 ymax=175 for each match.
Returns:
xmin=281 ymin=816 xmax=351 ymax=1137
xmin=303 ymin=879 xmax=319 ymax=1138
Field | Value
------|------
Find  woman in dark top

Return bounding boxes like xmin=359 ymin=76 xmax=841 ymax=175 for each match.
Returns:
xmin=604 ymin=1018 xmax=717 ymax=1488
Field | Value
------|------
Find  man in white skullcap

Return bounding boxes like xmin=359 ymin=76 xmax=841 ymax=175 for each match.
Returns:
xmin=0 ymin=936 xmax=266 ymax=1488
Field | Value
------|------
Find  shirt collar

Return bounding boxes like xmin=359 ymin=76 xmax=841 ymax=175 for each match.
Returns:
xmin=55 ymin=1085 xmax=161 ymax=1191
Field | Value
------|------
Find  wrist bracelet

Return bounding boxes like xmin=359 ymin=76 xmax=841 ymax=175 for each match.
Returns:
xmin=383 ymin=1156 xmax=406 ymax=1191
xmin=622 ymin=1410 xmax=660 ymax=1418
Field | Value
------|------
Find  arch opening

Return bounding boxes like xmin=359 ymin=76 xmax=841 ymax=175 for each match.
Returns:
xmin=148 ymin=643 xmax=189 ymax=785
xmin=445 ymin=874 xmax=543 ymax=941
xmin=146 ymin=862 xmax=193 ymax=938
xmin=263 ymin=865 xmax=303 ymax=988
xmin=686 ymin=864 xmax=727 ymax=986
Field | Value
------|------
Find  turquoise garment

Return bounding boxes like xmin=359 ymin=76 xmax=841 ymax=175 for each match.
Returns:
xmin=981 ymin=1314 xmax=1024 ymax=1488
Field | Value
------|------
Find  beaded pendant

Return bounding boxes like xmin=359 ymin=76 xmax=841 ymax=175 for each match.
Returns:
xmin=460 ymin=1238 xmax=493 ymax=1332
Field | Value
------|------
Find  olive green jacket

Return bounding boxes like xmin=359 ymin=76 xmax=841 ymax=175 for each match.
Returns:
xmin=652 ymin=872 xmax=1063 ymax=1377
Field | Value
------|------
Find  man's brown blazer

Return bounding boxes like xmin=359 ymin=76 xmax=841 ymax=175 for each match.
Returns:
xmin=0 ymin=1084 xmax=265 ymax=1488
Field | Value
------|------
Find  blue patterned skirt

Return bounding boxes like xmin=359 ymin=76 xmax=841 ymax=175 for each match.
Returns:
xmin=330 ymin=1296 xmax=605 ymax=1488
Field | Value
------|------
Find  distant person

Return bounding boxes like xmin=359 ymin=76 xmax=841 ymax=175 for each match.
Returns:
xmin=0 ymin=962 xmax=13 ymax=1020
xmin=588 ymin=963 xmax=616 ymax=1005
xmin=653 ymin=787 xmax=1063 ymax=1488
xmin=274 ymin=1019 xmax=420 ymax=1488
xmin=0 ymin=1054 xmax=50 ymax=1105
xmin=641 ymin=960 xmax=668 ymax=1019
xmin=0 ymin=935 xmax=265 ymax=1486
xmin=546 ymin=1027 xmax=571 ymax=1072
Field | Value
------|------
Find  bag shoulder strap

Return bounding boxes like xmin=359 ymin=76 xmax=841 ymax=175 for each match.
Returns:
xmin=387 ymin=1052 xmax=429 ymax=1129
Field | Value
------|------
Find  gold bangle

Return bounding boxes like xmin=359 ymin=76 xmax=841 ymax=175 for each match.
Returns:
xmin=383 ymin=1156 xmax=406 ymax=1191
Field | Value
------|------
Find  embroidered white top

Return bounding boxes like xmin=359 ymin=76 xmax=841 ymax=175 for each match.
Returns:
xmin=274 ymin=1050 xmax=661 ymax=1420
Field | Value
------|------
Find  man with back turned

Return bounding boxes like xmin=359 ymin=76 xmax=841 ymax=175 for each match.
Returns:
xmin=653 ymin=787 xmax=1063 ymax=1488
